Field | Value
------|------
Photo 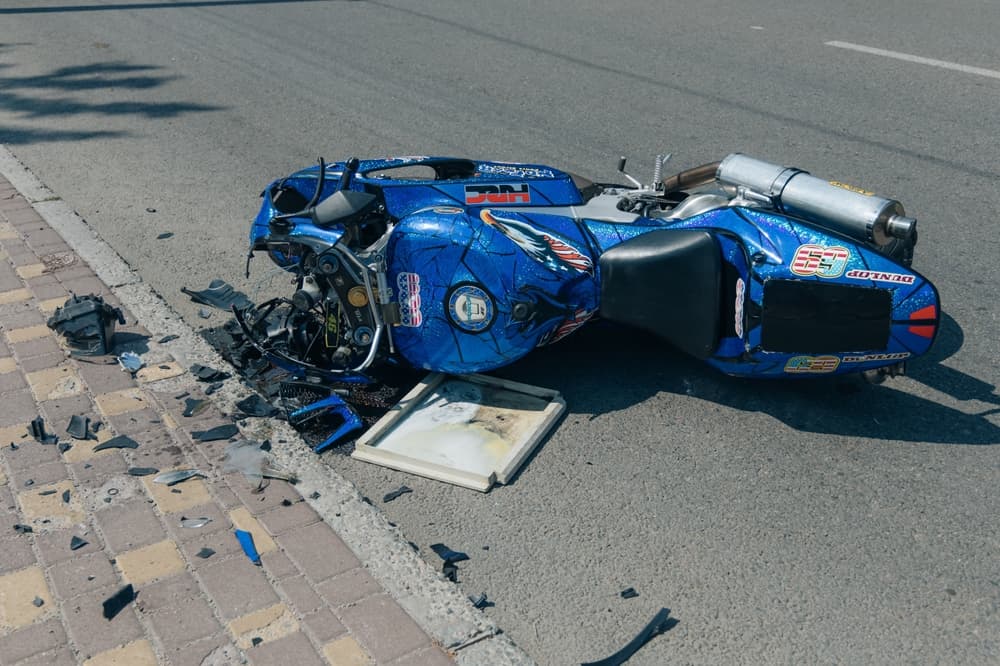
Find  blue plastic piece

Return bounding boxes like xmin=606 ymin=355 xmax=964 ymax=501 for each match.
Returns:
xmin=289 ymin=394 xmax=364 ymax=453
xmin=234 ymin=529 xmax=261 ymax=565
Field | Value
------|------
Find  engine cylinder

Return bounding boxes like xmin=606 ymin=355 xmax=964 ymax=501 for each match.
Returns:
xmin=716 ymin=154 xmax=916 ymax=246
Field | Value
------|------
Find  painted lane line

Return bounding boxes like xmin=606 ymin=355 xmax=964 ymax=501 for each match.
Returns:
xmin=825 ymin=41 xmax=1000 ymax=80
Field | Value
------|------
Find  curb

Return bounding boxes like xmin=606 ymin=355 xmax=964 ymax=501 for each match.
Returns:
xmin=0 ymin=145 xmax=534 ymax=666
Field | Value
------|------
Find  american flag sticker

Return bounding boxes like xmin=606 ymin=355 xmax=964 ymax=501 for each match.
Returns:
xmin=397 ymin=272 xmax=422 ymax=327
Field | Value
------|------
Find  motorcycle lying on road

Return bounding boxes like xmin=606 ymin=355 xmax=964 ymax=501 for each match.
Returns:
xmin=230 ymin=153 xmax=939 ymax=448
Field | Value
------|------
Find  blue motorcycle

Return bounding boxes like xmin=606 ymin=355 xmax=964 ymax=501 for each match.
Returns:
xmin=239 ymin=153 xmax=938 ymax=390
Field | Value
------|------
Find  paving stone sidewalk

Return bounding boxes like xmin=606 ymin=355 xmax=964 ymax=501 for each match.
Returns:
xmin=0 ymin=175 xmax=456 ymax=665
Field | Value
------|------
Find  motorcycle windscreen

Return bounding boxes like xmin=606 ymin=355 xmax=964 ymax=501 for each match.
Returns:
xmin=761 ymin=280 xmax=891 ymax=352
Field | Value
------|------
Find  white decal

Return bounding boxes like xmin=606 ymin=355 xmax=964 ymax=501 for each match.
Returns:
xmin=734 ymin=277 xmax=745 ymax=338
xmin=845 ymin=269 xmax=916 ymax=285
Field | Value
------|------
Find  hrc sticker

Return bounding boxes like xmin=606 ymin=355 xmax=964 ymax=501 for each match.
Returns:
xmin=396 ymin=272 xmax=422 ymax=327
xmin=784 ymin=355 xmax=841 ymax=373
xmin=464 ymin=184 xmax=531 ymax=205
xmin=790 ymin=244 xmax=851 ymax=278
xmin=734 ymin=277 xmax=745 ymax=338
xmin=447 ymin=283 xmax=495 ymax=332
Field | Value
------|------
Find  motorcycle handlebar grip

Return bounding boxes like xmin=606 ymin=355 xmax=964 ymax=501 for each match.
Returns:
xmin=339 ymin=157 xmax=360 ymax=191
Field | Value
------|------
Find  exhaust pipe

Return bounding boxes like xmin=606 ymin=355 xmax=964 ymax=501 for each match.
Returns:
xmin=716 ymin=154 xmax=916 ymax=247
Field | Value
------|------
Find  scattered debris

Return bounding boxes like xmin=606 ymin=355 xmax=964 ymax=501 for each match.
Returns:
xmin=309 ymin=491 xmax=320 ymax=500
xmin=182 ymin=398 xmax=208 ymax=418
xmin=430 ymin=543 xmax=470 ymax=565
xmin=46 ymin=294 xmax=125 ymax=356
xmin=468 ymin=593 xmax=493 ymax=609
xmin=66 ymin=415 xmax=92 ymax=440
xmin=158 ymin=334 xmax=180 ymax=343
xmin=175 ymin=391 xmax=190 ymax=400
xmin=198 ymin=308 xmax=212 ymax=319
xmin=146 ymin=207 xmax=157 ymax=213
xmin=13 ymin=524 xmax=33 ymax=534
xmin=204 ymin=381 xmax=225 ymax=395
xmin=281 ymin=499 xmax=293 ymax=507
xmin=223 ymin=440 xmax=297 ymax=485
xmin=251 ymin=637 xmax=263 ymax=648
xmin=127 ymin=467 xmax=159 ymax=477
xmin=156 ymin=232 xmax=172 ymax=239
xmin=93 ymin=435 xmax=140 ymax=451
xmin=24 ymin=479 xmax=34 ymax=487
xmin=190 ymin=364 xmax=230 ymax=382
xmin=32 ymin=596 xmax=45 ymax=608
xmin=91 ymin=420 xmax=103 ymax=433
xmin=180 ymin=517 xmax=212 ymax=529
xmin=102 ymin=584 xmax=136 ymax=620
xmin=57 ymin=441 xmax=72 ymax=453
xmin=192 ymin=424 xmax=239 ymax=442
xmin=38 ymin=489 xmax=55 ymax=496
xmin=580 ymin=607 xmax=675 ymax=666
xmin=29 ymin=417 xmax=58 ymax=445
xmin=118 ymin=351 xmax=145 ymax=374
xmin=383 ymin=486 xmax=413 ymax=503
xmin=153 ymin=470 xmax=205 ymax=486
xmin=196 ymin=547 xmax=215 ymax=559
xmin=288 ymin=393 xmax=363 ymax=453
xmin=9 ymin=442 xmax=18 ymax=450
xmin=235 ymin=529 xmax=261 ymax=565
xmin=70 ymin=536 xmax=88 ymax=550
xmin=235 ymin=394 xmax=280 ymax=418
xmin=620 ymin=587 xmax=639 ymax=599
xmin=443 ymin=563 xmax=458 ymax=582
xmin=62 ymin=490 xmax=70 ymax=503
xmin=182 ymin=279 xmax=254 ymax=313
xmin=107 ymin=487 xmax=119 ymax=496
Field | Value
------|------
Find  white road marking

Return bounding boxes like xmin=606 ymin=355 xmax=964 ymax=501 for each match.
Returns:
xmin=825 ymin=40 xmax=1000 ymax=80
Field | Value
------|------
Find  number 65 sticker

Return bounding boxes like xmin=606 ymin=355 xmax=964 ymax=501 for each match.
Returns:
xmin=790 ymin=244 xmax=850 ymax=278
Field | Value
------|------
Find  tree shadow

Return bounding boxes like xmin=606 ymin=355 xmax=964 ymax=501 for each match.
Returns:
xmin=497 ymin=316 xmax=1000 ymax=446
xmin=0 ymin=52 xmax=223 ymax=144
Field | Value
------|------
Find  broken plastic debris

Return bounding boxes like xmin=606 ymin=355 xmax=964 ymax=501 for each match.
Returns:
xmin=580 ymin=608 xmax=675 ymax=666
xmin=156 ymin=231 xmax=172 ymax=239
xmin=32 ymin=596 xmax=44 ymax=608
xmin=182 ymin=398 xmax=208 ymax=417
xmin=443 ymin=563 xmax=458 ymax=582
xmin=47 ymin=294 xmax=125 ymax=356
xmin=468 ymin=593 xmax=493 ymax=609
xmin=29 ymin=417 xmax=58 ymax=445
xmin=192 ymin=424 xmax=239 ymax=442
xmin=198 ymin=308 xmax=212 ymax=319
xmin=251 ymin=637 xmax=263 ymax=647
xmin=13 ymin=524 xmax=33 ymax=534
xmin=234 ymin=529 xmax=261 ymax=565
xmin=153 ymin=469 xmax=205 ymax=486
xmin=223 ymin=440 xmax=297 ymax=485
xmin=24 ymin=479 xmax=34 ymax=487
xmin=102 ymin=584 xmax=136 ymax=620
xmin=158 ymin=334 xmax=179 ymax=343
xmin=62 ymin=489 xmax=70 ymax=503
xmin=383 ymin=486 xmax=413 ymax=503
xmin=430 ymin=543 xmax=470 ymax=565
xmin=38 ymin=489 xmax=55 ymax=496
xmin=196 ymin=547 xmax=216 ymax=559
xmin=66 ymin=415 xmax=92 ymax=440
xmin=93 ymin=435 xmax=140 ymax=451
xmin=118 ymin=351 xmax=144 ymax=374
xmin=57 ymin=441 xmax=72 ymax=453
xmin=180 ymin=517 xmax=212 ymax=529
xmin=182 ymin=279 xmax=254 ymax=313
xmin=204 ymin=381 xmax=224 ymax=395
xmin=146 ymin=207 xmax=157 ymax=213
xmin=235 ymin=394 xmax=280 ymax=418
xmin=190 ymin=364 xmax=231 ymax=382
xmin=127 ymin=467 xmax=159 ymax=477
xmin=70 ymin=535 xmax=88 ymax=550
xmin=620 ymin=587 xmax=639 ymax=599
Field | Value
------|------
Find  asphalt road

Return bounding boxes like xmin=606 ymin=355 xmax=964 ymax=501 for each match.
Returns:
xmin=2 ymin=1 xmax=999 ymax=663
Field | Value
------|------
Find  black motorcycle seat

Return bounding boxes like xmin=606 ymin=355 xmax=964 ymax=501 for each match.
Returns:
xmin=599 ymin=229 xmax=721 ymax=359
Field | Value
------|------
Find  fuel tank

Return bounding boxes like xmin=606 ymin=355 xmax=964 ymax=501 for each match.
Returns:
xmin=386 ymin=206 xmax=600 ymax=373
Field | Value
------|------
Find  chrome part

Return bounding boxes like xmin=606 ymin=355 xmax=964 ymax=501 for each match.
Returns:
xmin=716 ymin=154 xmax=917 ymax=247
xmin=665 ymin=193 xmax=730 ymax=220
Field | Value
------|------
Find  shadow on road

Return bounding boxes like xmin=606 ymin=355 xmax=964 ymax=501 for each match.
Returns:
xmin=500 ymin=315 xmax=1000 ymax=446
xmin=0 ymin=53 xmax=222 ymax=145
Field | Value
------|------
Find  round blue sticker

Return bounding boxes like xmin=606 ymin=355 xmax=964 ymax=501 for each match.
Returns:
xmin=447 ymin=283 xmax=495 ymax=332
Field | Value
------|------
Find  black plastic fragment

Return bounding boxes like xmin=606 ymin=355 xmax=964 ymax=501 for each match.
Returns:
xmin=9 ymin=442 xmax=17 ymax=450
xmin=70 ymin=535 xmax=88 ymax=550
xmin=620 ymin=587 xmax=638 ymax=599
xmin=57 ymin=441 xmax=72 ymax=453
xmin=91 ymin=420 xmax=103 ymax=433
xmin=251 ymin=637 xmax=263 ymax=647
xmin=195 ymin=547 xmax=216 ymax=559
xmin=182 ymin=398 xmax=207 ymax=417
xmin=29 ymin=417 xmax=58 ymax=445
xmin=158 ymin=334 xmax=180 ymax=343
xmin=235 ymin=394 xmax=280 ymax=418
xmin=204 ymin=381 xmax=224 ymax=395
xmin=182 ymin=279 xmax=253 ymax=313
xmin=580 ymin=607 xmax=675 ymax=666
xmin=93 ymin=435 xmax=140 ymax=451
xmin=62 ymin=490 xmax=70 ymax=503
xmin=430 ymin=543 xmax=470 ymax=565
xmin=156 ymin=231 xmax=172 ymax=239
xmin=47 ymin=294 xmax=125 ymax=356
xmin=127 ymin=467 xmax=159 ymax=477
xmin=38 ymin=489 xmax=56 ymax=496
xmin=102 ymin=584 xmax=136 ymax=620
xmin=13 ymin=523 xmax=33 ymax=534
xmin=191 ymin=424 xmax=239 ymax=442
xmin=32 ymin=596 xmax=45 ymax=607
xmin=469 ymin=593 xmax=493 ymax=609
xmin=24 ymin=479 xmax=34 ymax=487
xmin=443 ymin=563 xmax=458 ymax=582
xmin=383 ymin=486 xmax=413 ymax=503
xmin=67 ymin=415 xmax=92 ymax=440
xmin=190 ymin=364 xmax=230 ymax=382
xmin=309 ymin=491 xmax=321 ymax=500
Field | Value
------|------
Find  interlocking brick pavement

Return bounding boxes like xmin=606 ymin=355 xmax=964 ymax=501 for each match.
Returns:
xmin=0 ymin=172 xmax=456 ymax=664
